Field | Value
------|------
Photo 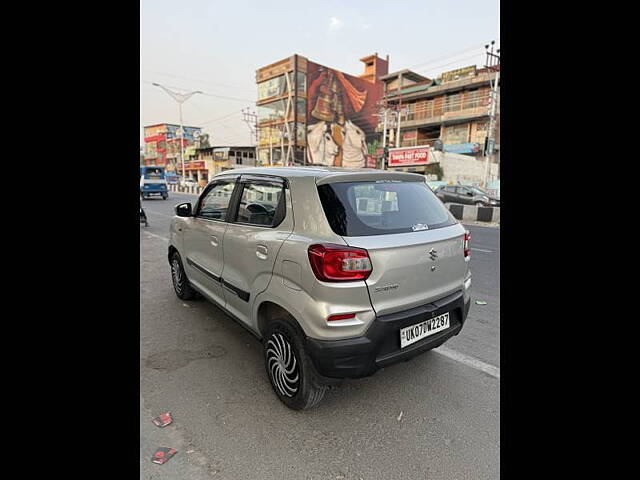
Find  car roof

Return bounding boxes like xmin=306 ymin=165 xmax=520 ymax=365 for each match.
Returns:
xmin=212 ymin=166 xmax=425 ymax=183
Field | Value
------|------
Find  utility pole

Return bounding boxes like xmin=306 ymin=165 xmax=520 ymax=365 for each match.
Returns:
xmin=482 ymin=41 xmax=500 ymax=188
xmin=242 ymin=108 xmax=258 ymax=146
xmin=153 ymin=83 xmax=202 ymax=185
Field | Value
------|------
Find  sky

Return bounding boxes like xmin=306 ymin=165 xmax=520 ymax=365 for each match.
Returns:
xmin=140 ymin=0 xmax=499 ymax=147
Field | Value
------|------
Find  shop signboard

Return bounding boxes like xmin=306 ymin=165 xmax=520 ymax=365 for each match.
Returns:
xmin=365 ymin=154 xmax=377 ymax=168
xmin=441 ymin=65 xmax=476 ymax=83
xmin=444 ymin=142 xmax=482 ymax=154
xmin=185 ymin=161 xmax=205 ymax=170
xmin=388 ymin=146 xmax=430 ymax=167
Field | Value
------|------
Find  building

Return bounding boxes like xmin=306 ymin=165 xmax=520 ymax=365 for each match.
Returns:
xmin=183 ymin=146 xmax=256 ymax=186
xmin=378 ymin=64 xmax=500 ymax=179
xmin=255 ymin=53 xmax=388 ymax=168
xmin=142 ymin=123 xmax=202 ymax=171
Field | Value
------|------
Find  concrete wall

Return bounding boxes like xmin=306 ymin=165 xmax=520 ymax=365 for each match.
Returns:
xmin=431 ymin=150 xmax=499 ymax=185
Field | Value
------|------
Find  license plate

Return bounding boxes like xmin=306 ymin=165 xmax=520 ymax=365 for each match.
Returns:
xmin=400 ymin=312 xmax=450 ymax=348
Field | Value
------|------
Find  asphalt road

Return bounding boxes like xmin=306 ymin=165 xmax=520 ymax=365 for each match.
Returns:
xmin=140 ymin=192 xmax=500 ymax=480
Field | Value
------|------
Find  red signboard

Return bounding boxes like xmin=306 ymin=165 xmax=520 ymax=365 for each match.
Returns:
xmin=184 ymin=161 xmax=205 ymax=170
xmin=365 ymin=154 xmax=377 ymax=168
xmin=388 ymin=147 xmax=430 ymax=167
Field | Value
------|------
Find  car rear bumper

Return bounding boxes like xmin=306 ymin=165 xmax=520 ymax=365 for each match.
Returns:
xmin=306 ymin=290 xmax=470 ymax=379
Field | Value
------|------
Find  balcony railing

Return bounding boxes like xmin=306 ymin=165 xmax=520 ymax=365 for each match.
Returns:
xmin=399 ymin=93 xmax=491 ymax=123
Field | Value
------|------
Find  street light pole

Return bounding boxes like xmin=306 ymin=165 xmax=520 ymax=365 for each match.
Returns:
xmin=482 ymin=41 xmax=500 ymax=188
xmin=152 ymin=83 xmax=202 ymax=185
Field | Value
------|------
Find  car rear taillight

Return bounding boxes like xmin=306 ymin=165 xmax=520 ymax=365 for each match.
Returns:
xmin=464 ymin=231 xmax=471 ymax=258
xmin=308 ymin=244 xmax=372 ymax=282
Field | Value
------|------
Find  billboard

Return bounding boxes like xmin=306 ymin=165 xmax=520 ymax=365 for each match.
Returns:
xmin=306 ymin=62 xmax=383 ymax=168
xmin=441 ymin=65 xmax=476 ymax=83
xmin=388 ymin=146 xmax=430 ymax=167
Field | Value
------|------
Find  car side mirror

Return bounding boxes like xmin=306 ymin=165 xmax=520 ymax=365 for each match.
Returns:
xmin=175 ymin=202 xmax=192 ymax=217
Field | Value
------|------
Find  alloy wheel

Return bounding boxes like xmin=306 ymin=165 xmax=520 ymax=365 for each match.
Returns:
xmin=266 ymin=333 xmax=300 ymax=397
xmin=171 ymin=258 xmax=183 ymax=294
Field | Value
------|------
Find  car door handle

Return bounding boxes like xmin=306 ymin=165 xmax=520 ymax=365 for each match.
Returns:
xmin=210 ymin=235 xmax=219 ymax=247
xmin=256 ymin=245 xmax=268 ymax=260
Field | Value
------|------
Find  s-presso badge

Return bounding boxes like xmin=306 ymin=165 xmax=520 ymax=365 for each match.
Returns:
xmin=374 ymin=284 xmax=399 ymax=293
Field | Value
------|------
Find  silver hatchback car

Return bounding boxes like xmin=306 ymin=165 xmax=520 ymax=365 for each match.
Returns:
xmin=169 ymin=167 xmax=472 ymax=410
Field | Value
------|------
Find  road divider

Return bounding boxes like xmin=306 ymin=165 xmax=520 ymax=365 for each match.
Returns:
xmin=446 ymin=203 xmax=500 ymax=223
xmin=168 ymin=184 xmax=202 ymax=196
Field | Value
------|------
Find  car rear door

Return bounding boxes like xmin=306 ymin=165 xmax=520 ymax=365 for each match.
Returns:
xmin=182 ymin=178 xmax=237 ymax=307
xmin=221 ymin=175 xmax=294 ymax=329
xmin=348 ymin=227 xmax=467 ymax=316
xmin=316 ymin=177 xmax=468 ymax=317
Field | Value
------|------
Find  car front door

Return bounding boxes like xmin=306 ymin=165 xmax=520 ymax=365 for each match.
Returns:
xmin=182 ymin=178 xmax=237 ymax=307
xmin=221 ymin=175 xmax=294 ymax=330
xmin=457 ymin=187 xmax=472 ymax=204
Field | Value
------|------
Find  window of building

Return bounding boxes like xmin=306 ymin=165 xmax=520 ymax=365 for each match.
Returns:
xmin=242 ymin=151 xmax=248 ymax=158
xmin=258 ymin=99 xmax=287 ymax=122
xmin=444 ymin=93 xmax=462 ymax=112
xmin=257 ymin=75 xmax=287 ymax=101
xmin=443 ymin=123 xmax=470 ymax=144
xmin=296 ymin=72 xmax=306 ymax=94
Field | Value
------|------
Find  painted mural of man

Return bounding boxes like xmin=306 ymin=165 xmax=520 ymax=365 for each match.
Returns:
xmin=308 ymin=66 xmax=368 ymax=168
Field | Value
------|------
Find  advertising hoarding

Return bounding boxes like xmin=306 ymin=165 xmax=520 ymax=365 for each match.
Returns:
xmin=306 ymin=61 xmax=383 ymax=168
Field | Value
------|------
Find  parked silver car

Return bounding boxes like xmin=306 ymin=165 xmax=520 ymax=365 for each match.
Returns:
xmin=168 ymin=167 xmax=472 ymax=410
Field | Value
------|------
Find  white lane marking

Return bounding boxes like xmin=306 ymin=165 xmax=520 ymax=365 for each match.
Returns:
xmin=142 ymin=231 xmax=168 ymax=243
xmin=434 ymin=345 xmax=500 ymax=379
xmin=471 ymin=248 xmax=493 ymax=253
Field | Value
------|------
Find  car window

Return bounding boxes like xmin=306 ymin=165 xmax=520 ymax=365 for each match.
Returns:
xmin=197 ymin=181 xmax=236 ymax=221
xmin=317 ymin=181 xmax=456 ymax=236
xmin=444 ymin=186 xmax=455 ymax=192
xmin=235 ymin=181 xmax=285 ymax=227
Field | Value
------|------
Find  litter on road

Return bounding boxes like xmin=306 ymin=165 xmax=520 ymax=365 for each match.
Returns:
xmin=152 ymin=412 xmax=173 ymax=428
xmin=397 ymin=411 xmax=403 ymax=421
xmin=152 ymin=447 xmax=178 ymax=465
xmin=475 ymin=300 xmax=488 ymax=305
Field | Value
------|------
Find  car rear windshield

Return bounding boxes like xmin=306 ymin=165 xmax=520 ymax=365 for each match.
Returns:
xmin=317 ymin=181 xmax=457 ymax=237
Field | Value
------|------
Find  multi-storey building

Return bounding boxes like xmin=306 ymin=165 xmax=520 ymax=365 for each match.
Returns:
xmin=255 ymin=53 xmax=388 ymax=168
xmin=142 ymin=123 xmax=202 ymax=171
xmin=379 ymin=64 xmax=500 ymax=167
xmin=184 ymin=146 xmax=256 ymax=186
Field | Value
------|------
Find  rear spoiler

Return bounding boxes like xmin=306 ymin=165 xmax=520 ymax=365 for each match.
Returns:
xmin=316 ymin=171 xmax=425 ymax=185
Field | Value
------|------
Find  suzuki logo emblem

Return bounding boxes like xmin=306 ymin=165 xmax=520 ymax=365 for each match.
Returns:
xmin=428 ymin=248 xmax=438 ymax=261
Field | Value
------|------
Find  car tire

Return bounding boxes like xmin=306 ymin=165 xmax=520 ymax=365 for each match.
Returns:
xmin=162 ymin=193 xmax=168 ymax=200
xmin=263 ymin=317 xmax=327 ymax=411
xmin=170 ymin=251 xmax=199 ymax=300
